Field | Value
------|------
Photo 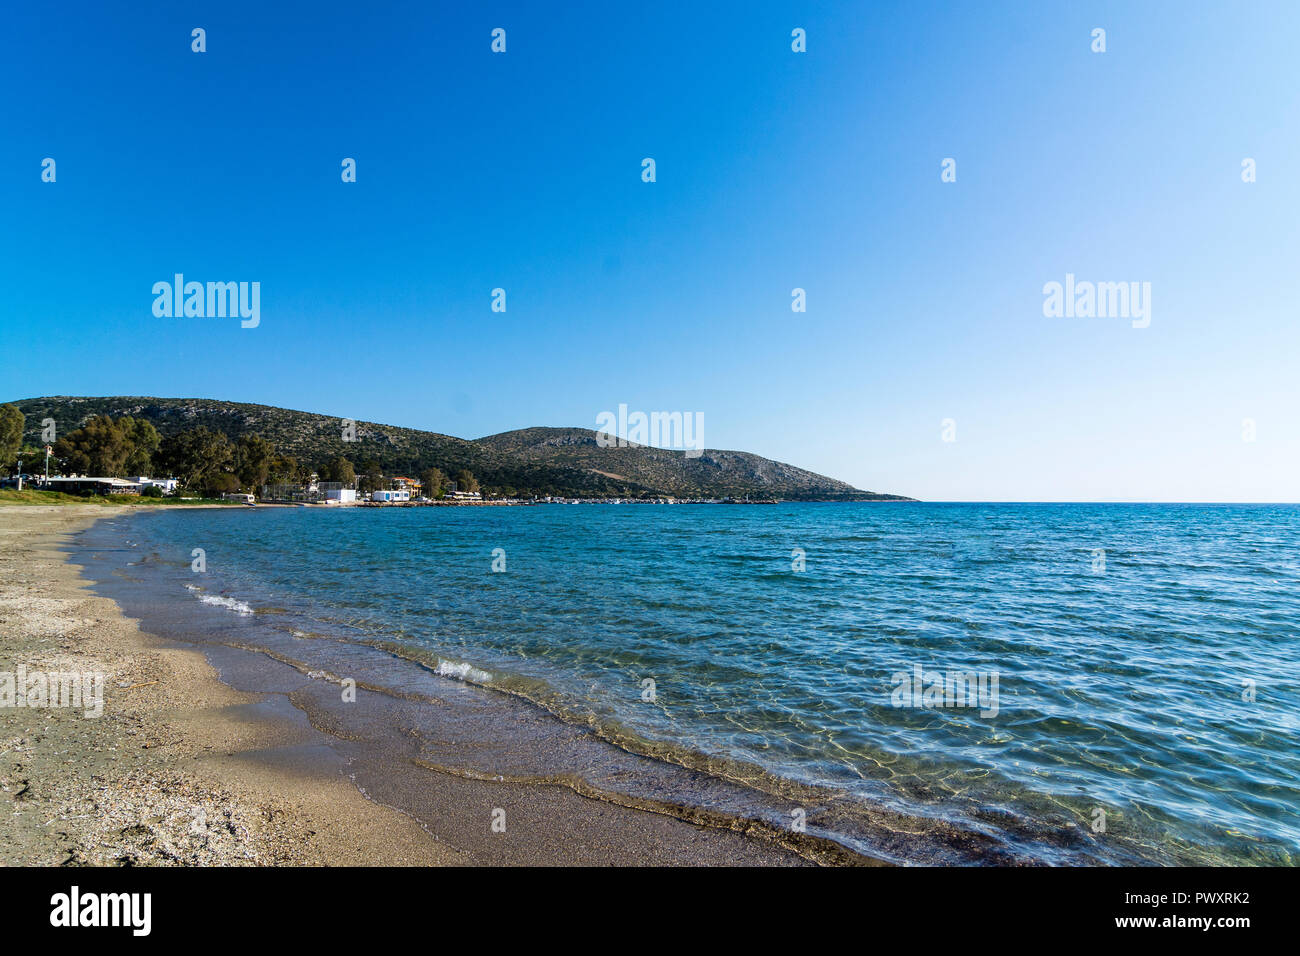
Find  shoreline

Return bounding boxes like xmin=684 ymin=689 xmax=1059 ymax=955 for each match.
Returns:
xmin=0 ymin=505 xmax=831 ymax=866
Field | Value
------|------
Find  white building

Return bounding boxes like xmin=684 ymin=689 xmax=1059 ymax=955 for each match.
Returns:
xmin=324 ymin=488 xmax=357 ymax=503
xmin=369 ymin=489 xmax=410 ymax=503
xmin=132 ymin=476 xmax=179 ymax=495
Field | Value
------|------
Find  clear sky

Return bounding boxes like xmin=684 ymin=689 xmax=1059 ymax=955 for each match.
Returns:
xmin=2 ymin=1 xmax=1297 ymax=501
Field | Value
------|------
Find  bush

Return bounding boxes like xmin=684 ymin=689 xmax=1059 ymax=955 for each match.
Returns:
xmin=141 ymin=485 xmax=164 ymax=498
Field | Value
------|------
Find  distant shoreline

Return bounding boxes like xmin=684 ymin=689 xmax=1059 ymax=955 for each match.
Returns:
xmin=0 ymin=488 xmax=917 ymax=509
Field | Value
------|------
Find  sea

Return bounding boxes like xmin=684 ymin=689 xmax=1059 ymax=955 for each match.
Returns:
xmin=70 ymin=502 xmax=1300 ymax=865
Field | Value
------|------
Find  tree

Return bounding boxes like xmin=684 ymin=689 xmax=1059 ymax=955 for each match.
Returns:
xmin=47 ymin=414 xmax=157 ymax=477
xmin=234 ymin=434 xmax=276 ymax=490
xmin=54 ymin=415 xmax=140 ymax=476
xmin=354 ymin=459 xmax=384 ymax=494
xmin=319 ymin=456 xmax=356 ymax=487
xmin=419 ymin=466 xmax=445 ymax=499
xmin=16 ymin=443 xmax=45 ymax=475
xmin=0 ymin=405 xmax=23 ymax=471
xmin=357 ymin=467 xmax=386 ymax=496
xmin=120 ymin=418 xmax=161 ymax=475
xmin=268 ymin=453 xmax=307 ymax=485
xmin=207 ymin=472 xmax=241 ymax=496
xmin=454 ymin=469 xmax=479 ymax=494
xmin=158 ymin=427 xmax=234 ymax=495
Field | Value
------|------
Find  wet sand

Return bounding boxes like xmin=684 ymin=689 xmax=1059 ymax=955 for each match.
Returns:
xmin=0 ymin=505 xmax=815 ymax=866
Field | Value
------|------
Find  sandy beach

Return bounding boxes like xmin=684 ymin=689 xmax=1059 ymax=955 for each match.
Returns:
xmin=0 ymin=505 xmax=825 ymax=866
xmin=0 ymin=505 xmax=471 ymax=865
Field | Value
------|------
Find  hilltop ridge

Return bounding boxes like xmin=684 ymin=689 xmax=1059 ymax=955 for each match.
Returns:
xmin=7 ymin=396 xmax=912 ymax=501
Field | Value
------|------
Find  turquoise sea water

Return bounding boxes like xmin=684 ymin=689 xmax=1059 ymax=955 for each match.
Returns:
xmin=96 ymin=503 xmax=1300 ymax=864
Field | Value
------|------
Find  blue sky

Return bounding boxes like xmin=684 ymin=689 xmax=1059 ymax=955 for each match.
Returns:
xmin=2 ymin=1 xmax=1297 ymax=501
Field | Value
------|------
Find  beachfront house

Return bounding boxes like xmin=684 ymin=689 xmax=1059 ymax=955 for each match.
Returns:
xmin=42 ymin=477 xmax=143 ymax=496
xmin=369 ymin=488 xmax=410 ymax=503
xmin=390 ymin=476 xmax=422 ymax=497
xmin=132 ymin=476 xmax=178 ymax=495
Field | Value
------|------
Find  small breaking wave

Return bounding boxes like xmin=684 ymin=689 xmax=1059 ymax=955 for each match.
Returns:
xmin=197 ymin=593 xmax=254 ymax=616
xmin=435 ymin=659 xmax=493 ymax=684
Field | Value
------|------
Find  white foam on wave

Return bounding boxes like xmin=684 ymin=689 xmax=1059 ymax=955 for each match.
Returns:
xmin=435 ymin=660 xmax=492 ymax=684
xmin=197 ymin=593 xmax=254 ymax=616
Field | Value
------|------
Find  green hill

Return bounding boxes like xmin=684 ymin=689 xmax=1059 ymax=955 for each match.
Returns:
xmin=7 ymin=396 xmax=911 ymax=501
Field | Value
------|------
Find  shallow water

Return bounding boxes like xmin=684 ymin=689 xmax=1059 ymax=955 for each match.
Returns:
xmin=76 ymin=502 xmax=1300 ymax=864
